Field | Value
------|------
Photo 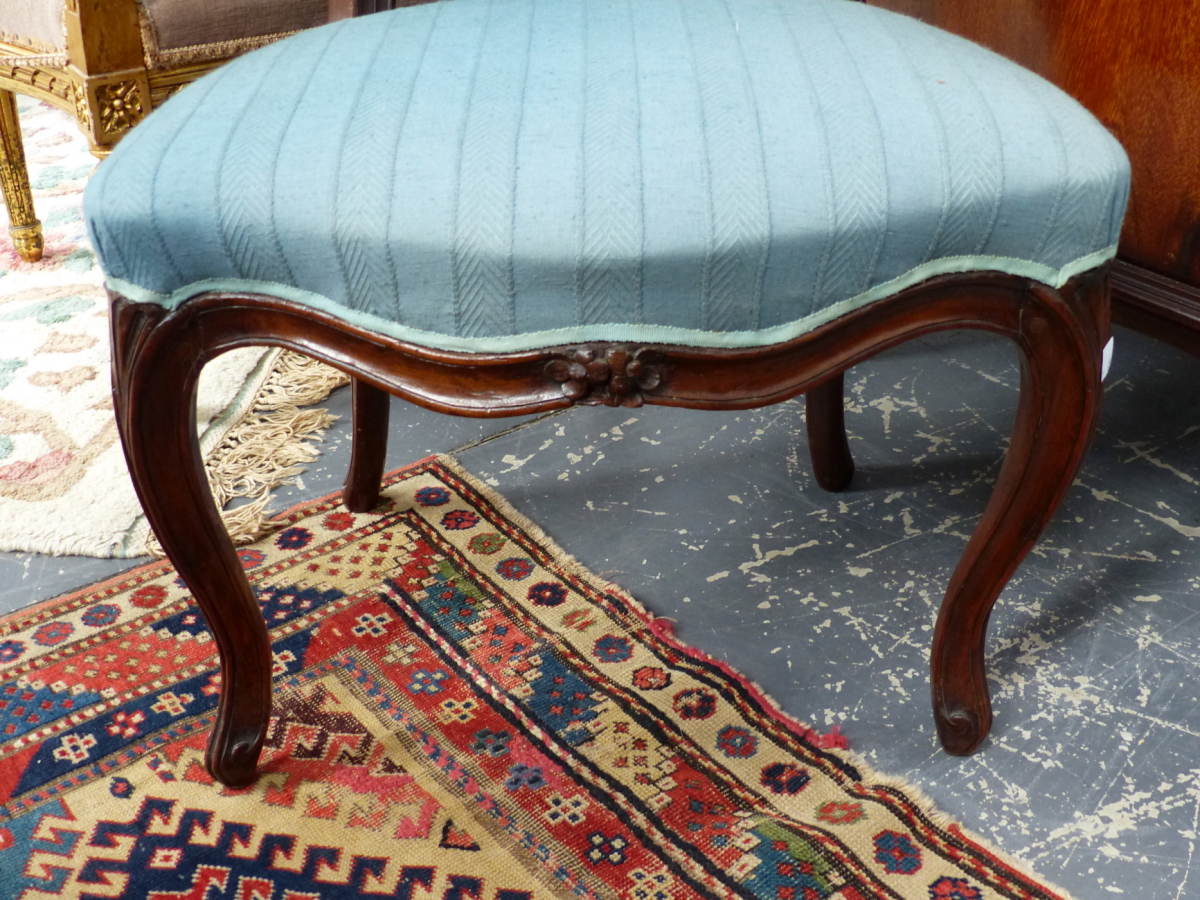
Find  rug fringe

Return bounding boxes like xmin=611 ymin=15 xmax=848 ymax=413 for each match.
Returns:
xmin=250 ymin=350 xmax=352 ymax=408
xmin=143 ymin=351 xmax=349 ymax=557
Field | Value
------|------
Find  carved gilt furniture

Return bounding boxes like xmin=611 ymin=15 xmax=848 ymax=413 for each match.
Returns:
xmin=87 ymin=0 xmax=1129 ymax=788
xmin=861 ymin=0 xmax=1200 ymax=358
xmin=0 ymin=0 xmax=415 ymax=262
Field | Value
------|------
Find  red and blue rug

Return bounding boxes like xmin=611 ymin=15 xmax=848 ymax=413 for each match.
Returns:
xmin=0 ymin=457 xmax=1074 ymax=898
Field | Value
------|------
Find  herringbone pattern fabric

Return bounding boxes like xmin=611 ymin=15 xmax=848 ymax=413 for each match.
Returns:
xmin=578 ymin=0 xmax=644 ymax=327
xmin=86 ymin=0 xmax=1129 ymax=353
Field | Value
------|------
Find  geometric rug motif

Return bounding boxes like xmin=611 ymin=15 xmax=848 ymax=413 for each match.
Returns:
xmin=0 ymin=456 xmax=1076 ymax=899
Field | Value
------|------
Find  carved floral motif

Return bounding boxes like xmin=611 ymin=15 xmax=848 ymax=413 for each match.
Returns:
xmin=545 ymin=346 xmax=663 ymax=407
xmin=95 ymin=80 xmax=144 ymax=136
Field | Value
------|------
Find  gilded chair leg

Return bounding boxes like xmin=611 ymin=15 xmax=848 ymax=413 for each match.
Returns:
xmin=805 ymin=373 xmax=854 ymax=492
xmin=111 ymin=300 xmax=271 ymax=788
xmin=343 ymin=377 xmax=390 ymax=512
xmin=931 ymin=283 xmax=1103 ymax=754
xmin=0 ymin=90 xmax=43 ymax=262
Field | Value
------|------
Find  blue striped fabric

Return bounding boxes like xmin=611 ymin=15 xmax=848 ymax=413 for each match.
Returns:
xmin=85 ymin=0 xmax=1129 ymax=353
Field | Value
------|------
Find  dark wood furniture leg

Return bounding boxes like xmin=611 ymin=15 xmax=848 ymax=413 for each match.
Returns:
xmin=110 ymin=269 xmax=1106 ymax=784
xmin=931 ymin=281 xmax=1104 ymax=753
xmin=111 ymin=302 xmax=273 ymax=789
xmin=805 ymin=374 xmax=855 ymax=492
xmin=343 ymin=377 xmax=390 ymax=512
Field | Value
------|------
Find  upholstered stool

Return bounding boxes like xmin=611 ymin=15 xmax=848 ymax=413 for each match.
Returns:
xmin=86 ymin=0 xmax=1129 ymax=787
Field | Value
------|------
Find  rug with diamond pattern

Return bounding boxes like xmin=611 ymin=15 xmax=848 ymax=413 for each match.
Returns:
xmin=0 ymin=456 xmax=1073 ymax=899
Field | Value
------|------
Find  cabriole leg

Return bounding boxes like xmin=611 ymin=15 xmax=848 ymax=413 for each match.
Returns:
xmin=111 ymin=299 xmax=271 ymax=788
xmin=931 ymin=282 xmax=1104 ymax=754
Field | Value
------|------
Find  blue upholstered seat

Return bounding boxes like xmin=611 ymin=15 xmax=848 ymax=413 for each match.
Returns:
xmin=85 ymin=0 xmax=1129 ymax=353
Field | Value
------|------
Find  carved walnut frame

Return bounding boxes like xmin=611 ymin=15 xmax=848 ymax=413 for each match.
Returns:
xmin=110 ymin=266 xmax=1109 ymax=788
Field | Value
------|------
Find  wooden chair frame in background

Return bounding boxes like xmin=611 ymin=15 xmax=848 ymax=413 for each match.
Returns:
xmin=110 ymin=266 xmax=1109 ymax=788
xmin=0 ymin=0 xmax=402 ymax=262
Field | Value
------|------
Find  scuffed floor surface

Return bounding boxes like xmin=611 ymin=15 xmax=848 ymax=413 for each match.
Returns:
xmin=7 ymin=324 xmax=1200 ymax=897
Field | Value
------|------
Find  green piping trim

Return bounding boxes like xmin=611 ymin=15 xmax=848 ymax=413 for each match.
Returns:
xmin=106 ymin=244 xmax=1116 ymax=354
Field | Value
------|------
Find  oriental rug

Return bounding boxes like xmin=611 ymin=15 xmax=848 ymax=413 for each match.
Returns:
xmin=0 ymin=456 xmax=1075 ymax=899
xmin=0 ymin=97 xmax=347 ymax=559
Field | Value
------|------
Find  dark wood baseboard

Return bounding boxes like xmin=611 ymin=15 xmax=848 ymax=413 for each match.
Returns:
xmin=1112 ymin=260 xmax=1200 ymax=358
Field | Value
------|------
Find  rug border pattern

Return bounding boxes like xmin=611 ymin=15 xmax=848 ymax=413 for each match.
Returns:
xmin=0 ymin=454 xmax=1081 ymax=900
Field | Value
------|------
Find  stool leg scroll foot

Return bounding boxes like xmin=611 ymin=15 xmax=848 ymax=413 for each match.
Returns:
xmin=931 ymin=281 xmax=1104 ymax=755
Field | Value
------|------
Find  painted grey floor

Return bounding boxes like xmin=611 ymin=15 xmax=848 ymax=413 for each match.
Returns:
xmin=5 ymin=323 xmax=1200 ymax=897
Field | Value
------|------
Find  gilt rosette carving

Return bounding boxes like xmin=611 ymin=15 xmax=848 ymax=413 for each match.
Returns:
xmin=73 ymin=78 xmax=146 ymax=141
xmin=545 ymin=346 xmax=663 ymax=407
xmin=95 ymin=80 xmax=144 ymax=136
